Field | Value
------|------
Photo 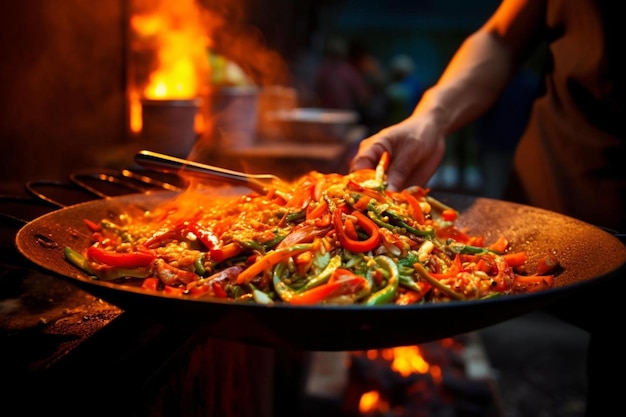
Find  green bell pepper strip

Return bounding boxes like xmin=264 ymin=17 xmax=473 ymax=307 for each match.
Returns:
xmin=272 ymin=255 xmax=342 ymax=302
xmin=366 ymin=201 xmax=434 ymax=238
xmin=397 ymin=251 xmax=420 ymax=268
xmin=262 ymin=233 xmax=286 ymax=250
xmin=238 ymin=239 xmax=267 ymax=254
xmin=285 ymin=209 xmax=306 ymax=223
xmin=364 ymin=255 xmax=400 ymax=305
xmin=413 ymin=262 xmax=466 ymax=300
xmin=272 ymin=263 xmax=295 ymax=302
xmin=194 ymin=254 xmax=207 ymax=276
xmin=64 ymin=247 xmax=97 ymax=276
xmin=297 ymin=254 xmax=342 ymax=293
xmin=250 ymin=284 xmax=274 ymax=304
xmin=100 ymin=219 xmax=133 ymax=242
xmin=381 ymin=209 xmax=435 ymax=237
xmin=396 ymin=253 xmax=427 ymax=292
xmin=399 ymin=274 xmax=426 ymax=292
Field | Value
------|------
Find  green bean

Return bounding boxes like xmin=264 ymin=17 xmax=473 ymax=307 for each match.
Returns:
xmin=297 ymin=255 xmax=342 ymax=293
xmin=364 ymin=255 xmax=399 ymax=305
xmin=414 ymin=262 xmax=466 ymax=300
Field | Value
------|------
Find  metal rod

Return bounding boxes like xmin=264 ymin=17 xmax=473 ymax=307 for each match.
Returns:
xmin=134 ymin=150 xmax=283 ymax=194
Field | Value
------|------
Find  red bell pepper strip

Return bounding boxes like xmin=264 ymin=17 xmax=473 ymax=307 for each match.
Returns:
xmin=436 ymin=225 xmax=471 ymax=244
xmin=343 ymin=218 xmax=360 ymax=240
xmin=285 ymin=180 xmax=314 ymax=208
xmin=163 ymin=285 xmax=185 ymax=296
xmin=187 ymin=222 xmax=220 ymax=249
xmin=441 ymin=208 xmax=458 ymax=222
xmin=313 ymin=176 xmax=326 ymax=202
xmin=86 ymin=245 xmax=156 ymax=269
xmin=65 ymin=247 xmax=152 ymax=281
xmin=333 ymin=209 xmax=380 ymax=253
xmin=490 ymin=254 xmax=515 ymax=292
xmin=141 ymin=277 xmax=160 ymax=292
xmin=276 ymin=223 xmax=332 ymax=249
xmin=83 ymin=219 xmax=101 ymax=232
xmin=401 ymin=190 xmax=426 ymax=224
xmin=536 ymin=253 xmax=560 ymax=275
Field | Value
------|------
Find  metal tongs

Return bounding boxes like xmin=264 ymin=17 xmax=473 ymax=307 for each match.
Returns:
xmin=135 ymin=150 xmax=287 ymax=194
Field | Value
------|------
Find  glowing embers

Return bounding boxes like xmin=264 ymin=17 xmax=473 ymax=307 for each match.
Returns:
xmin=343 ymin=334 xmax=498 ymax=417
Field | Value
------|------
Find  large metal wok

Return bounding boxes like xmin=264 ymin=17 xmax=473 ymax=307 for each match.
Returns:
xmin=15 ymin=190 xmax=626 ymax=351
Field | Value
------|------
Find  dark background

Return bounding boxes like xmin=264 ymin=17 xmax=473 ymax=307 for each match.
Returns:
xmin=0 ymin=0 xmax=504 ymax=187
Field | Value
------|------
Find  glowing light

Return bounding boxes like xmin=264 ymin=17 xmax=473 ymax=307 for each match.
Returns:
xmin=388 ymin=346 xmax=430 ymax=377
xmin=359 ymin=390 xmax=389 ymax=414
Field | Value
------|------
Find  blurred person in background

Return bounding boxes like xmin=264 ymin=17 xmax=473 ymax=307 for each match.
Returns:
xmin=350 ymin=1 xmax=625 ymax=416
xmin=348 ymin=39 xmax=389 ymax=135
xmin=385 ymin=54 xmax=424 ymax=125
xmin=313 ymin=36 xmax=369 ymax=113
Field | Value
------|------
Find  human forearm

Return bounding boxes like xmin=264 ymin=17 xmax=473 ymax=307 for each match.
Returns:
xmin=350 ymin=0 xmax=546 ymax=191
xmin=414 ymin=30 xmax=516 ymax=136
xmin=414 ymin=0 xmax=545 ymax=135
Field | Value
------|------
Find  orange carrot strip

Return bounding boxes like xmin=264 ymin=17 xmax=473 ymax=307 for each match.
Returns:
xmin=236 ymin=241 xmax=318 ymax=284
xmin=514 ymin=274 xmax=554 ymax=287
xmin=503 ymin=251 xmax=528 ymax=267
xmin=488 ymin=236 xmax=509 ymax=253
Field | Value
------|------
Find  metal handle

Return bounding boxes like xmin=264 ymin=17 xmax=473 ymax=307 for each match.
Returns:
xmin=134 ymin=150 xmax=283 ymax=194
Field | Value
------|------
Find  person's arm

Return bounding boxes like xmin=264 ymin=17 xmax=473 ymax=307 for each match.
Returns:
xmin=420 ymin=0 xmax=545 ymax=133
xmin=351 ymin=0 xmax=546 ymax=191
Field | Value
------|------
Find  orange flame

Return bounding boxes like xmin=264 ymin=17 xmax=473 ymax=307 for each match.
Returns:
xmin=127 ymin=0 xmax=290 ymax=151
xmin=359 ymin=390 xmax=388 ymax=414
xmin=356 ymin=341 xmax=453 ymax=414
xmin=129 ymin=0 xmax=209 ymax=133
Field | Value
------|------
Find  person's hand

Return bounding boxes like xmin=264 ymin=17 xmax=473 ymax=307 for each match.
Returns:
xmin=350 ymin=113 xmax=447 ymax=191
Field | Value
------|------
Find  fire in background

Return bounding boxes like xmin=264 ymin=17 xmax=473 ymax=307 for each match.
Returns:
xmin=127 ymin=0 xmax=290 ymax=143
xmin=305 ymin=334 xmax=499 ymax=416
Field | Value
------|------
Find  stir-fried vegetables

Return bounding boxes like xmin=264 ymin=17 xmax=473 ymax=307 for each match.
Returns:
xmin=64 ymin=153 xmax=559 ymax=305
